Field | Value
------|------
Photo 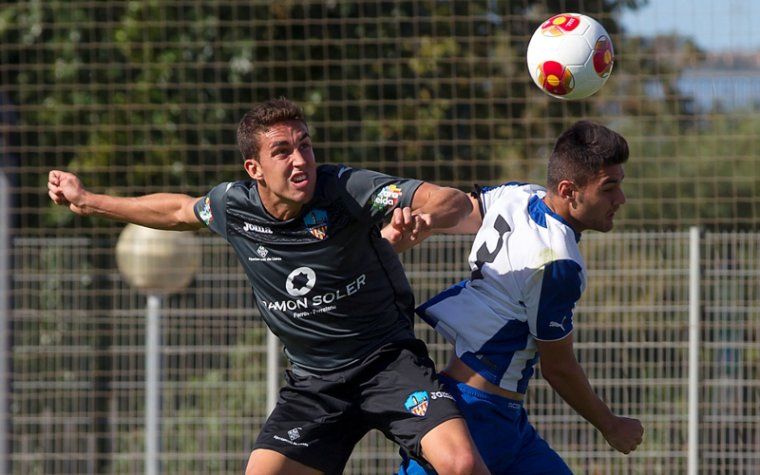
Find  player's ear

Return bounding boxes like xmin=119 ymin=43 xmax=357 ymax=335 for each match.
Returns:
xmin=244 ymin=158 xmax=263 ymax=181
xmin=556 ymin=179 xmax=577 ymax=203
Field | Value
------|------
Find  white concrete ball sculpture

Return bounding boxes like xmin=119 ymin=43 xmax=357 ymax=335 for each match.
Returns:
xmin=115 ymin=223 xmax=201 ymax=294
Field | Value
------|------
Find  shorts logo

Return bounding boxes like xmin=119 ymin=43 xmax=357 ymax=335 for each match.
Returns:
xmin=199 ymin=196 xmax=213 ymax=225
xmin=549 ymin=316 xmax=568 ymax=332
xmin=371 ymin=184 xmax=403 ymax=213
xmin=404 ymin=391 xmax=429 ymax=417
xmin=303 ymin=209 xmax=329 ymax=240
xmin=287 ymin=427 xmax=301 ymax=441
xmin=256 ymin=246 xmax=269 ymax=258
xmin=273 ymin=427 xmax=309 ymax=447
xmin=430 ymin=390 xmax=455 ymax=401
xmin=286 ymin=267 xmax=316 ymax=297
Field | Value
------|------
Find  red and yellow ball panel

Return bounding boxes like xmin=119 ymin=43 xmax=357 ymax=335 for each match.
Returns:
xmin=592 ymin=36 xmax=613 ymax=78
xmin=540 ymin=14 xmax=582 ymax=36
xmin=536 ymin=61 xmax=575 ymax=96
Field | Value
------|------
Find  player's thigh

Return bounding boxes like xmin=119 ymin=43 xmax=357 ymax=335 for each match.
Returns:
xmin=419 ymin=417 xmax=484 ymax=474
xmin=506 ymin=409 xmax=572 ymax=475
xmin=358 ymin=340 xmax=463 ymax=462
xmin=252 ymin=370 xmax=368 ymax=474
xmin=435 ymin=374 xmax=525 ymax=471
xmin=508 ymin=433 xmax=572 ymax=474
xmin=245 ymin=448 xmax=323 ymax=475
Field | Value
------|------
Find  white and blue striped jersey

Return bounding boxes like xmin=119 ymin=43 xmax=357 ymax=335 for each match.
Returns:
xmin=417 ymin=183 xmax=586 ymax=394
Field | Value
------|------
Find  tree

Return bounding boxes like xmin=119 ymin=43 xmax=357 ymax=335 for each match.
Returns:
xmin=1 ymin=0 xmax=645 ymax=230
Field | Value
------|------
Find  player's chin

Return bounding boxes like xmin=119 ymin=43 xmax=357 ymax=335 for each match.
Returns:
xmin=594 ymin=217 xmax=615 ymax=233
xmin=291 ymin=184 xmax=315 ymax=203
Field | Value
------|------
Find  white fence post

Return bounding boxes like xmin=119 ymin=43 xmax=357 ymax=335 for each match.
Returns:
xmin=145 ymin=295 xmax=162 ymax=475
xmin=688 ymin=227 xmax=701 ymax=475
xmin=266 ymin=330 xmax=279 ymax=415
xmin=0 ymin=171 xmax=9 ymax=474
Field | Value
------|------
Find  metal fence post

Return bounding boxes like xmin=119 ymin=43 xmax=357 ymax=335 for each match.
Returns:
xmin=145 ymin=295 xmax=162 ymax=475
xmin=688 ymin=227 xmax=701 ymax=475
xmin=266 ymin=330 xmax=279 ymax=415
xmin=92 ymin=239 xmax=113 ymax=474
xmin=0 ymin=170 xmax=10 ymax=474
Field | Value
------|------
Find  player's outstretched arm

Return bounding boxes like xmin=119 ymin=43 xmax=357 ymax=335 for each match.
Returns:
xmin=536 ymin=334 xmax=644 ymax=454
xmin=437 ymin=192 xmax=481 ymax=234
xmin=48 ymin=170 xmax=204 ymax=231
xmin=382 ymin=182 xmax=478 ymax=253
xmin=409 ymin=182 xmax=472 ymax=229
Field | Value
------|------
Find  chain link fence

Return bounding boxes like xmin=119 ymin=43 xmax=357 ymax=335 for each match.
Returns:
xmin=8 ymin=232 xmax=759 ymax=474
xmin=2 ymin=0 xmax=759 ymax=473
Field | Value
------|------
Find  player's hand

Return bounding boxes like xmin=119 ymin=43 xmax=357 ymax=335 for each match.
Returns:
xmin=381 ymin=207 xmax=432 ymax=253
xmin=601 ymin=416 xmax=644 ymax=454
xmin=47 ymin=170 xmax=90 ymax=215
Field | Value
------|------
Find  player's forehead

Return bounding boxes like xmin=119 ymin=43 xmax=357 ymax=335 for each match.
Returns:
xmin=591 ymin=164 xmax=625 ymax=185
xmin=260 ymin=120 xmax=309 ymax=148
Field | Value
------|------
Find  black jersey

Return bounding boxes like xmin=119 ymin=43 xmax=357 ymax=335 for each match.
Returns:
xmin=194 ymin=164 xmax=423 ymax=373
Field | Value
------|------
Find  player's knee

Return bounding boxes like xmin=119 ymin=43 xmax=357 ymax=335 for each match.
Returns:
xmin=244 ymin=450 xmax=256 ymax=475
xmin=431 ymin=448 xmax=477 ymax=475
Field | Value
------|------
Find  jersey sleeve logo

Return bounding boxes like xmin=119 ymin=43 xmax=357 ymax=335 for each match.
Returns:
xmin=303 ymin=209 xmax=329 ymax=240
xmin=199 ymin=196 xmax=214 ymax=225
xmin=370 ymin=184 xmax=402 ymax=213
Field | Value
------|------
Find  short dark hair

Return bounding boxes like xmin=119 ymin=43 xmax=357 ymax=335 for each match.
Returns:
xmin=546 ymin=120 xmax=629 ymax=190
xmin=237 ymin=98 xmax=307 ymax=161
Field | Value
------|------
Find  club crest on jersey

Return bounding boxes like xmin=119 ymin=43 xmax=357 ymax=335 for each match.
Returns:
xmin=404 ymin=391 xmax=429 ymax=417
xmin=199 ymin=196 xmax=213 ymax=225
xmin=303 ymin=209 xmax=329 ymax=240
xmin=371 ymin=184 xmax=403 ymax=213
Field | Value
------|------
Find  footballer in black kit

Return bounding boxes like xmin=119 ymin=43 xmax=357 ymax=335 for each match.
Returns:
xmin=49 ymin=98 xmax=485 ymax=474
xmin=194 ymin=164 xmax=460 ymax=473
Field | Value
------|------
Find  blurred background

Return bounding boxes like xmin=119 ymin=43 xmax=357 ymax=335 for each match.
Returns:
xmin=1 ymin=0 xmax=758 ymax=473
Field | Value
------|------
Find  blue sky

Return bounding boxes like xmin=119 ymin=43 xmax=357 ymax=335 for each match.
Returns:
xmin=620 ymin=0 xmax=760 ymax=52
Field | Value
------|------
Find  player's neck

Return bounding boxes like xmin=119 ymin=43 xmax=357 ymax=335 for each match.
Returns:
xmin=543 ymin=193 xmax=584 ymax=233
xmin=258 ymin=188 xmax=304 ymax=221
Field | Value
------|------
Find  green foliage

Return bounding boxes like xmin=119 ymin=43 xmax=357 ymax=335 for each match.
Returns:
xmin=7 ymin=2 xmax=760 ymax=472
xmin=1 ymin=1 xmax=649 ymax=229
xmin=619 ymin=112 xmax=760 ymax=229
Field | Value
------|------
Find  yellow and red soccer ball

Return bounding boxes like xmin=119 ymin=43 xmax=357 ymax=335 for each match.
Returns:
xmin=526 ymin=13 xmax=614 ymax=100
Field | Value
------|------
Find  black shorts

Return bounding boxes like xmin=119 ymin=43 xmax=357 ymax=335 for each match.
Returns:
xmin=252 ymin=338 xmax=461 ymax=474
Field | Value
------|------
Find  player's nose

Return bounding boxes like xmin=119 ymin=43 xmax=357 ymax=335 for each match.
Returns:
xmin=615 ymin=188 xmax=626 ymax=206
xmin=291 ymin=148 xmax=306 ymax=166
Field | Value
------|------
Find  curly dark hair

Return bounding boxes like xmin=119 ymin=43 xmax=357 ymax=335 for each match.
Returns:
xmin=547 ymin=120 xmax=629 ymax=190
xmin=236 ymin=98 xmax=308 ymax=161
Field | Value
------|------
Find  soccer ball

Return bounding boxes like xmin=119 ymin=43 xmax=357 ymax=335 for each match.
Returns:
xmin=526 ymin=13 xmax=614 ymax=100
